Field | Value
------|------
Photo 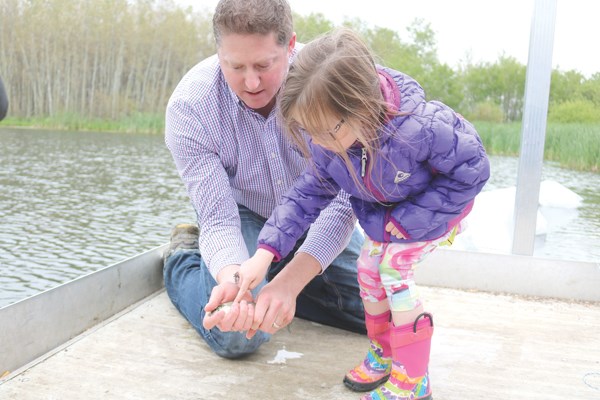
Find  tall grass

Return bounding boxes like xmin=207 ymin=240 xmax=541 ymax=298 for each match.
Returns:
xmin=474 ymin=121 xmax=600 ymax=172
xmin=1 ymin=116 xmax=599 ymax=172
xmin=545 ymin=123 xmax=600 ymax=172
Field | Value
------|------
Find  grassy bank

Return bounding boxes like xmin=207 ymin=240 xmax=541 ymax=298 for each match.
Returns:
xmin=474 ymin=121 xmax=599 ymax=172
xmin=0 ymin=113 xmax=165 ymax=134
xmin=1 ymin=115 xmax=598 ymax=172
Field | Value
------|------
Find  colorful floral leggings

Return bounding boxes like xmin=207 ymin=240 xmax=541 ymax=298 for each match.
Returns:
xmin=357 ymin=226 xmax=459 ymax=312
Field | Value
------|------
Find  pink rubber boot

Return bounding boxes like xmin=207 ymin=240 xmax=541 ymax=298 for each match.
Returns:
xmin=343 ymin=310 xmax=392 ymax=392
xmin=361 ymin=312 xmax=434 ymax=400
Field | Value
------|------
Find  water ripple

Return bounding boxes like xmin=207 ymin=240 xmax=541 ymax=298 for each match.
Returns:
xmin=0 ymin=128 xmax=195 ymax=307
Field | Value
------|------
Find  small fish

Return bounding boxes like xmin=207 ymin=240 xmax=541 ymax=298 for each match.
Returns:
xmin=206 ymin=301 xmax=255 ymax=317
xmin=206 ymin=301 xmax=234 ymax=317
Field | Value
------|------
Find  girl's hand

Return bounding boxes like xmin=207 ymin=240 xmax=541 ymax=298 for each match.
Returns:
xmin=385 ymin=221 xmax=406 ymax=239
xmin=233 ymin=249 xmax=274 ymax=303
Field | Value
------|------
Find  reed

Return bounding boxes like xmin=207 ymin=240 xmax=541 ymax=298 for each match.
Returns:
xmin=474 ymin=121 xmax=600 ymax=172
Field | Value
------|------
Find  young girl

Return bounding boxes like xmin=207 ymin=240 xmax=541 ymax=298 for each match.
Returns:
xmin=235 ymin=27 xmax=490 ymax=400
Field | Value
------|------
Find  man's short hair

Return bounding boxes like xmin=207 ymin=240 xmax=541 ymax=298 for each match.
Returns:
xmin=212 ymin=0 xmax=293 ymax=47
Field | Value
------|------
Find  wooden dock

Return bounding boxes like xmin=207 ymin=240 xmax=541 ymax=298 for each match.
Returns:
xmin=2 ymin=285 xmax=599 ymax=399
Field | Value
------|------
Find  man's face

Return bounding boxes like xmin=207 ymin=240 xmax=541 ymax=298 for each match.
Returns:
xmin=218 ymin=32 xmax=295 ymax=114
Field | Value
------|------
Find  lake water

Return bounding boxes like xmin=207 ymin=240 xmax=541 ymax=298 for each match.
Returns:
xmin=1 ymin=128 xmax=599 ymax=308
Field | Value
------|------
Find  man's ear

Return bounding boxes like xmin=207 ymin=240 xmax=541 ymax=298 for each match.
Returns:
xmin=288 ymin=32 xmax=297 ymax=54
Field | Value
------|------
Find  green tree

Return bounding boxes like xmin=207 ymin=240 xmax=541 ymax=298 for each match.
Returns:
xmin=462 ymin=56 xmax=526 ymax=121
xmin=293 ymin=12 xmax=334 ymax=43
xmin=580 ymin=73 xmax=600 ymax=106
xmin=548 ymin=100 xmax=600 ymax=123
xmin=2 ymin=1 xmax=597 ymax=130
xmin=550 ymin=69 xmax=585 ymax=106
xmin=0 ymin=0 xmax=207 ymax=119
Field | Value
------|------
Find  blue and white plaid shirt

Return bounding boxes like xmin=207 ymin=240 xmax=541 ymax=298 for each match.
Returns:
xmin=165 ymin=54 xmax=356 ymax=278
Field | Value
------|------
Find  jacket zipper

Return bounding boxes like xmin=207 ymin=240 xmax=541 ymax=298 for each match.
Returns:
xmin=360 ymin=147 xmax=386 ymax=202
xmin=361 ymin=148 xmax=367 ymax=177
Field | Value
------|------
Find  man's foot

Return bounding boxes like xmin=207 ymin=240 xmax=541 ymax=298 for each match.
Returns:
xmin=163 ymin=223 xmax=199 ymax=263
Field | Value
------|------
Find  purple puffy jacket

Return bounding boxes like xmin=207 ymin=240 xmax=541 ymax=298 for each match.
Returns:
xmin=258 ymin=67 xmax=490 ymax=262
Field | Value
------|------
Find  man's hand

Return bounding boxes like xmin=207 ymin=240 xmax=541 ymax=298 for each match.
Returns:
xmin=203 ymin=265 xmax=255 ymax=332
xmin=246 ymin=277 xmax=296 ymax=339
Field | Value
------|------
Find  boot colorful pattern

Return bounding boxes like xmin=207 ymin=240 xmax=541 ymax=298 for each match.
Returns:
xmin=345 ymin=340 xmax=392 ymax=388
xmin=360 ymin=362 xmax=431 ymax=400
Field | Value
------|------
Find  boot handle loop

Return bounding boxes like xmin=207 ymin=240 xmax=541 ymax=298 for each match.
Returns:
xmin=413 ymin=312 xmax=433 ymax=333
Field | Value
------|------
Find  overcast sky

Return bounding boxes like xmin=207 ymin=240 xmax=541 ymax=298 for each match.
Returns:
xmin=192 ymin=0 xmax=598 ymax=78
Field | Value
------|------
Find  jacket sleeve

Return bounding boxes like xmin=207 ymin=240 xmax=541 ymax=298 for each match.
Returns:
xmin=258 ymin=163 xmax=342 ymax=262
xmin=389 ymin=106 xmax=490 ymax=240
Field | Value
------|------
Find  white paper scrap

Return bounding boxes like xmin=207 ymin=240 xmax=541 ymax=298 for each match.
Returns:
xmin=267 ymin=348 xmax=303 ymax=364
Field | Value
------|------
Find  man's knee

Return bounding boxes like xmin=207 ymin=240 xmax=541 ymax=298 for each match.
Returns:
xmin=208 ymin=330 xmax=270 ymax=359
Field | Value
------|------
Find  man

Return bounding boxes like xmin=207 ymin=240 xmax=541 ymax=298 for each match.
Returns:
xmin=163 ymin=0 xmax=365 ymax=359
xmin=0 ymin=75 xmax=7 ymax=121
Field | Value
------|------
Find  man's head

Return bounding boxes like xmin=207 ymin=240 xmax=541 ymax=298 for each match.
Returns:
xmin=213 ymin=0 xmax=293 ymax=47
xmin=213 ymin=0 xmax=295 ymax=115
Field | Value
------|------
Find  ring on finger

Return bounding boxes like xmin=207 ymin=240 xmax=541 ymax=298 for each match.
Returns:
xmin=272 ymin=321 xmax=281 ymax=329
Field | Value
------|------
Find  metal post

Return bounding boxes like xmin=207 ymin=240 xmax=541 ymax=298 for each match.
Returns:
xmin=512 ymin=0 xmax=557 ymax=255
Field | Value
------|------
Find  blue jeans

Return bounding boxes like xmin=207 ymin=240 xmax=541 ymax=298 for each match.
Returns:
xmin=163 ymin=205 xmax=365 ymax=359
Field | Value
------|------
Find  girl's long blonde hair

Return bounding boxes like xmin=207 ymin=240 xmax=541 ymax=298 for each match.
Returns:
xmin=279 ymin=27 xmax=395 ymax=189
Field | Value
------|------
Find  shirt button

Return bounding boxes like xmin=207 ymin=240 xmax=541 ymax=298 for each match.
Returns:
xmin=271 ymin=152 xmax=277 ymax=159
xmin=277 ymin=179 xmax=283 ymax=185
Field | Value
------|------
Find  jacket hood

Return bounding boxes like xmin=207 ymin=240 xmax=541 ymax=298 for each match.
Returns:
xmin=378 ymin=66 xmax=426 ymax=128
